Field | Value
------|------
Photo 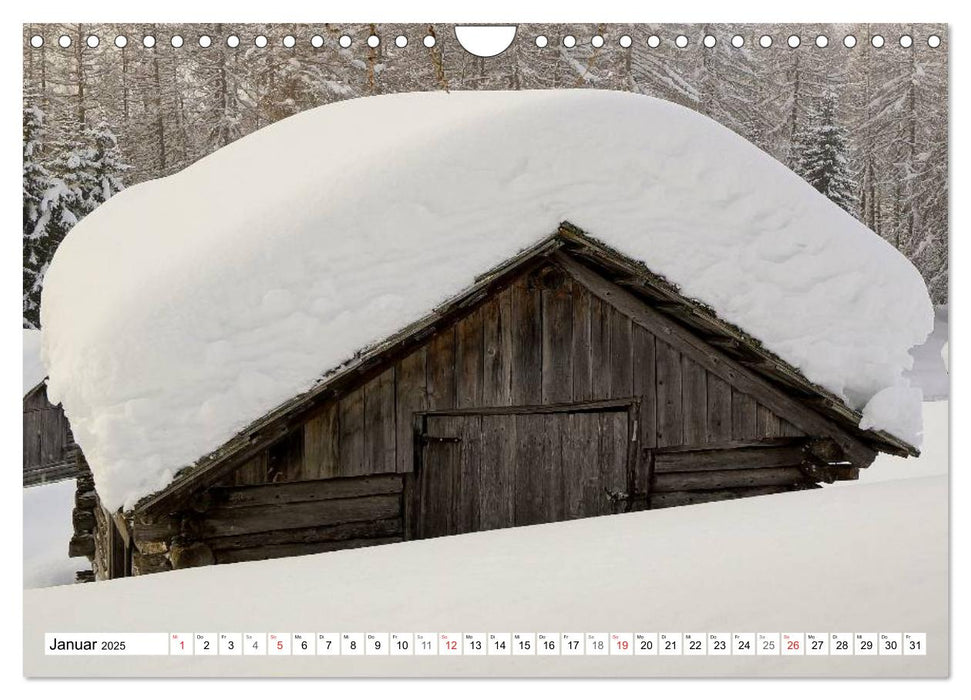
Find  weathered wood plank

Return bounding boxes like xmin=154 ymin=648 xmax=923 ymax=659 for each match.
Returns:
xmin=339 ymin=386 xmax=365 ymax=476
xmin=706 ymin=373 xmax=733 ymax=443
xmin=515 ymin=414 xmax=545 ymax=527
xmin=419 ymin=415 xmax=461 ymax=538
xmin=732 ymin=390 xmax=759 ymax=440
xmin=210 ymin=474 xmax=404 ymax=508
xmin=206 ymin=517 xmax=403 ymax=552
xmin=364 ymin=367 xmax=396 ymax=474
xmin=510 ymin=278 xmax=543 ymax=405
xmin=542 ymin=279 xmax=575 ymax=404
xmin=651 ymin=485 xmax=796 ymax=509
xmin=609 ymin=309 xmax=633 ymax=400
xmin=482 ymin=291 xmax=514 ymax=406
xmin=632 ymin=324 xmax=656 ymax=496
xmin=756 ymin=403 xmax=783 ymax=438
xmin=655 ymin=340 xmax=683 ymax=447
xmin=589 ymin=295 xmax=611 ymax=401
xmin=303 ymin=401 xmax=339 ymax=480
xmin=234 ymin=453 xmax=266 ymax=486
xmin=567 ymin=411 xmax=602 ymax=519
xmin=600 ymin=410 xmax=629 ymax=513
xmin=682 ymin=356 xmax=708 ymax=443
xmin=571 ymin=283 xmax=593 ymax=401
xmin=455 ymin=308 xmax=484 ymax=408
xmin=214 ymin=536 xmax=403 ymax=564
xmin=780 ymin=419 xmax=805 ymax=437
xmin=654 ymin=445 xmax=807 ymax=473
xmin=426 ymin=328 xmax=456 ymax=410
xmin=543 ymin=413 xmax=566 ymax=522
xmin=478 ymin=414 xmax=516 ymax=531
xmin=395 ymin=350 xmax=426 ymax=473
xmin=455 ymin=414 xmax=481 ymax=534
xmin=653 ymin=467 xmax=808 ymax=492
xmin=200 ymin=494 xmax=402 ymax=538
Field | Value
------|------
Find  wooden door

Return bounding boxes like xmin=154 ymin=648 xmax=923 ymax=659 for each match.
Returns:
xmin=416 ymin=403 xmax=633 ymax=539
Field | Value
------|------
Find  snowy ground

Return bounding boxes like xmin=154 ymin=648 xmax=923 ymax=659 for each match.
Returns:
xmin=23 ymin=479 xmax=87 ymax=589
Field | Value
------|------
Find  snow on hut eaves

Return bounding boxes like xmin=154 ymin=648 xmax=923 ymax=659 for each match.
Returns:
xmin=40 ymin=90 xmax=934 ymax=511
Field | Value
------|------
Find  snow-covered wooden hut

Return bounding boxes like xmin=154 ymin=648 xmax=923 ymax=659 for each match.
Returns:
xmin=39 ymin=91 xmax=932 ymax=580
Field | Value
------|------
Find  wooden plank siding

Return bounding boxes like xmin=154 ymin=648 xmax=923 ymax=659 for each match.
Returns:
xmin=223 ymin=261 xmax=802 ymax=490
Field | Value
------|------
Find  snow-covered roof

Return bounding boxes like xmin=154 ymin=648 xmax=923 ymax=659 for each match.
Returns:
xmin=23 ymin=329 xmax=45 ymax=397
xmin=41 ymin=90 xmax=933 ymax=511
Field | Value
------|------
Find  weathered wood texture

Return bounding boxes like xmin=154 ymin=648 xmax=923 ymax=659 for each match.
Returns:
xmin=417 ymin=407 xmax=630 ymax=539
xmin=223 ymin=262 xmax=800 ymax=489
xmin=175 ymin=474 xmax=408 ymax=566
xmin=646 ymin=440 xmax=817 ymax=508
xmin=23 ymin=384 xmax=77 ymax=486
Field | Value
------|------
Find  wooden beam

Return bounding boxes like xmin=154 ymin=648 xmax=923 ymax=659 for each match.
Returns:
xmin=553 ymin=251 xmax=878 ymax=468
xmin=654 ymin=445 xmax=808 ymax=473
xmin=653 ymin=467 xmax=808 ymax=492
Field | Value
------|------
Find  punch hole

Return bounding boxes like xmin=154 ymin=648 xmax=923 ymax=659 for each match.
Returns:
xmin=114 ymin=36 xmax=127 ymax=48
xmin=171 ymin=35 xmax=184 ymax=48
xmin=255 ymin=35 xmax=268 ymax=48
xmin=423 ymin=35 xmax=436 ymax=48
xmin=563 ymin=35 xmax=576 ymax=48
xmin=844 ymin=35 xmax=857 ymax=48
xmin=675 ymin=35 xmax=688 ymax=48
xmin=927 ymin=35 xmax=941 ymax=48
xmin=143 ymin=36 xmax=155 ymax=48
xmin=58 ymin=35 xmax=71 ymax=48
xmin=454 ymin=25 xmax=516 ymax=57
xmin=815 ymin=35 xmax=829 ymax=48
xmin=339 ymin=35 xmax=352 ymax=48
xmin=86 ymin=35 xmax=99 ymax=48
xmin=535 ymin=35 xmax=548 ymax=48
xmin=731 ymin=35 xmax=744 ymax=48
xmin=787 ymin=35 xmax=800 ymax=48
xmin=871 ymin=35 xmax=885 ymax=48
xmin=591 ymin=35 xmax=604 ymax=48
xmin=759 ymin=35 xmax=772 ymax=48
xmin=311 ymin=35 xmax=324 ymax=48
xmin=227 ymin=35 xmax=240 ymax=48
xmin=647 ymin=35 xmax=660 ymax=48
xmin=899 ymin=34 xmax=913 ymax=48
xmin=367 ymin=35 xmax=380 ymax=48
xmin=619 ymin=35 xmax=632 ymax=48
xmin=283 ymin=35 xmax=296 ymax=48
xmin=395 ymin=35 xmax=407 ymax=48
xmin=703 ymin=35 xmax=716 ymax=48
xmin=199 ymin=35 xmax=212 ymax=48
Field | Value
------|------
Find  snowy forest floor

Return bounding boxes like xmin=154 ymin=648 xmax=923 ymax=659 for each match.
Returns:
xmin=23 ymin=313 xmax=949 ymax=677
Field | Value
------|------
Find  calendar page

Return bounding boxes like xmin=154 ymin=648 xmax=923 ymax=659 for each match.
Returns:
xmin=21 ymin=18 xmax=949 ymax=679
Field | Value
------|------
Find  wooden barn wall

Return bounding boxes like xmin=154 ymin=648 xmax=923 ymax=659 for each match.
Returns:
xmin=199 ymin=474 xmax=405 ymax=565
xmin=221 ymin=263 xmax=804 ymax=491
xmin=23 ymin=384 xmax=77 ymax=486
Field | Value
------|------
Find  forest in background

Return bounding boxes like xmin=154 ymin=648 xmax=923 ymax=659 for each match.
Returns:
xmin=22 ymin=22 xmax=949 ymax=328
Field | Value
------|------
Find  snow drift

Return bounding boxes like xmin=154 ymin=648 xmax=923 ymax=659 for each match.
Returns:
xmin=40 ymin=90 xmax=933 ymax=510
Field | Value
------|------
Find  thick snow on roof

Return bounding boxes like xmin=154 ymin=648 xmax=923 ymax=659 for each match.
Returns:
xmin=23 ymin=329 xmax=45 ymax=396
xmin=41 ymin=90 xmax=933 ymax=510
